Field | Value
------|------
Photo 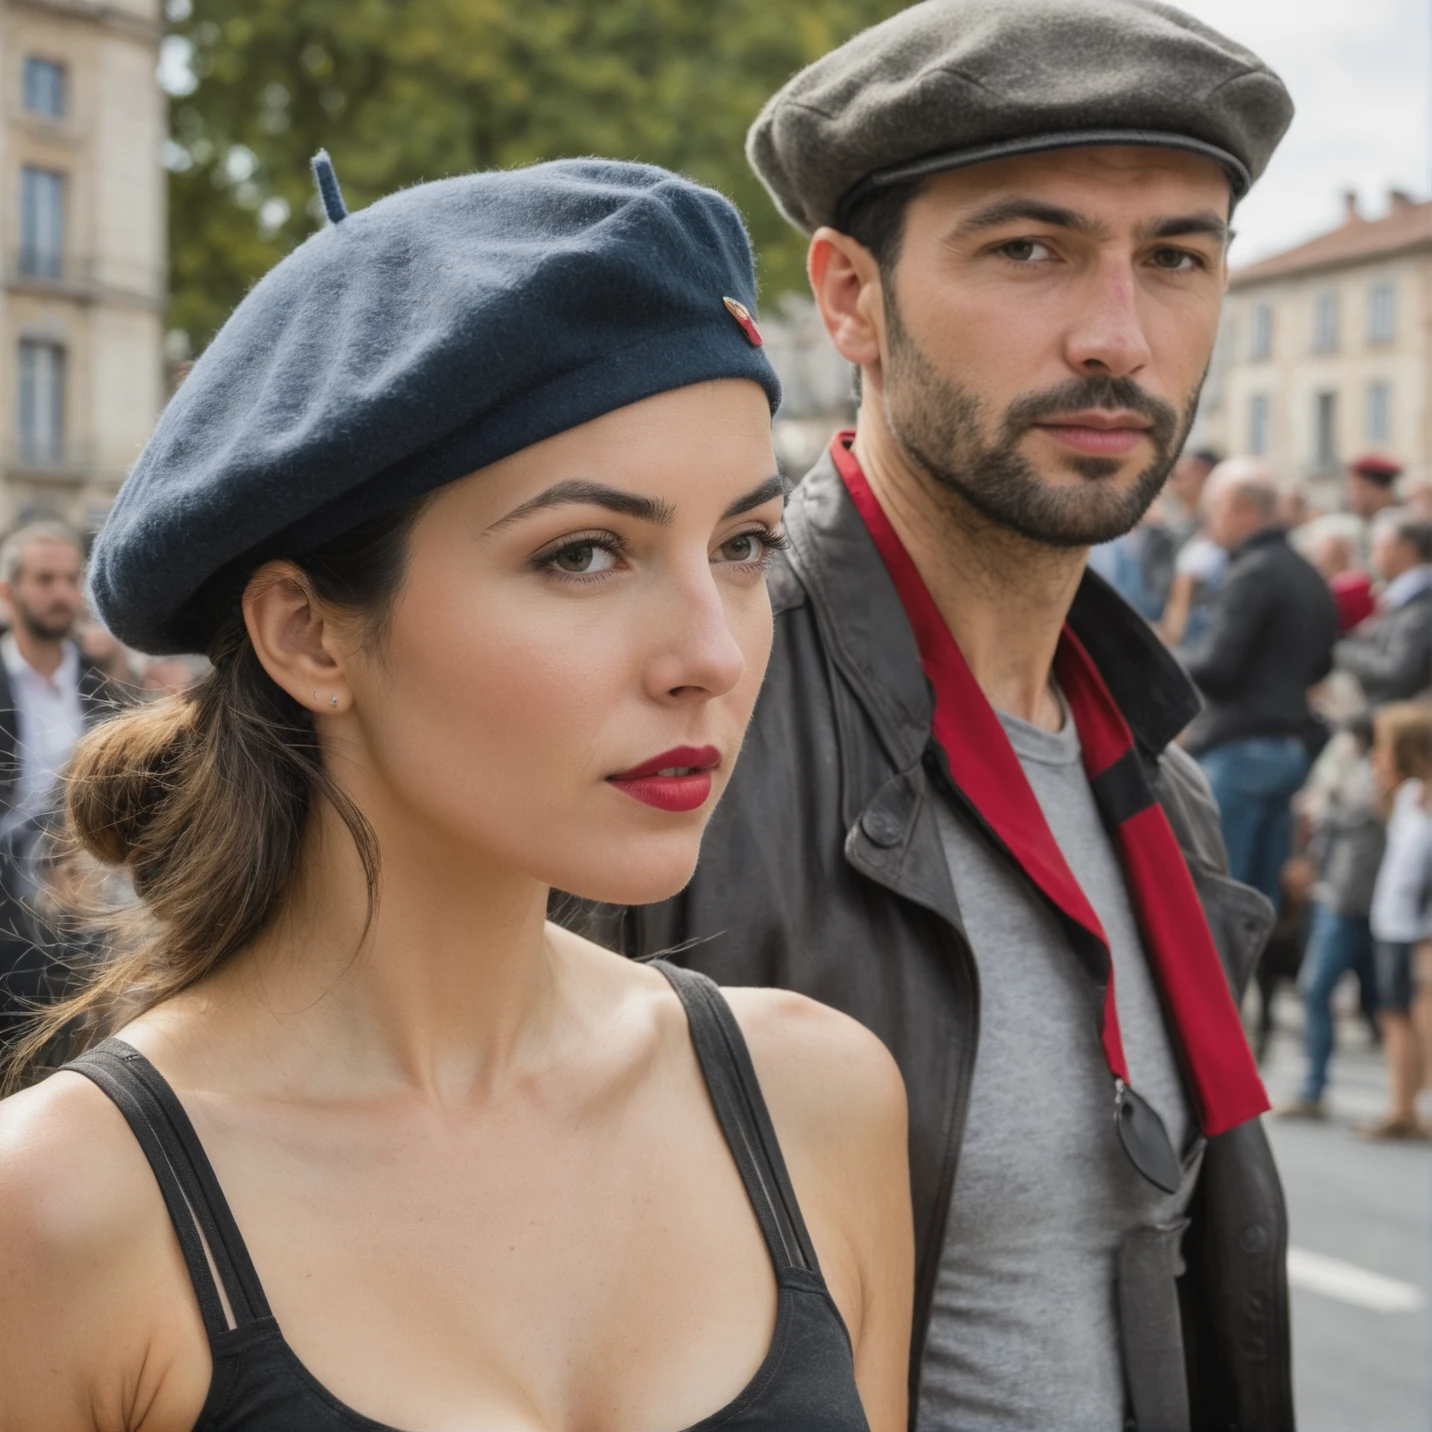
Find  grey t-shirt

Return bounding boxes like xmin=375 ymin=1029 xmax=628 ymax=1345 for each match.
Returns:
xmin=917 ymin=695 xmax=1198 ymax=1432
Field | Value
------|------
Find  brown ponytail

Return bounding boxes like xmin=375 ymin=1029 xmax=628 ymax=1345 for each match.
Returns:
xmin=2 ymin=495 xmax=430 ymax=1092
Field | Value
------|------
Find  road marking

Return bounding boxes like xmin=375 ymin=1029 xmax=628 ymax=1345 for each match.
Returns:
xmin=1287 ymin=1246 xmax=1428 ymax=1313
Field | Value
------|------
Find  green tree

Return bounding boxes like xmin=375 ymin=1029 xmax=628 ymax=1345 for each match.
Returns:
xmin=165 ymin=0 xmax=905 ymax=352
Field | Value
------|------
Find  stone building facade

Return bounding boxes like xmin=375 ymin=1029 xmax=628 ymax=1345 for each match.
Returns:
xmin=1197 ymin=192 xmax=1432 ymax=503
xmin=0 ymin=0 xmax=165 ymax=533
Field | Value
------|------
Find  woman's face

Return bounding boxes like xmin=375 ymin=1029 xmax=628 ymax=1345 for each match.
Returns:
xmin=337 ymin=379 xmax=782 ymax=905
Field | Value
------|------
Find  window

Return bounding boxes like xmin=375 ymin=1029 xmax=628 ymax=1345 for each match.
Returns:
xmin=1369 ymin=282 xmax=1396 ymax=344
xmin=1367 ymin=381 xmax=1392 ymax=444
xmin=1315 ymin=391 xmax=1339 ymax=471
xmin=1249 ymin=394 xmax=1270 ymax=455
xmin=22 ymin=58 xmax=65 ymax=118
xmin=19 ymin=166 xmax=64 ymax=279
xmin=17 ymin=339 xmax=65 ymax=465
xmin=1250 ymin=303 xmax=1273 ymax=360
xmin=1313 ymin=291 xmax=1340 ymax=353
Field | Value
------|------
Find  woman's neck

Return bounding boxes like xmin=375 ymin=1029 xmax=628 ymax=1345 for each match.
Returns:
xmin=185 ymin=797 xmax=564 ymax=1105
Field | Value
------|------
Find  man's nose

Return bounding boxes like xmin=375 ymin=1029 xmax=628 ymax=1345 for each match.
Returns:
xmin=1064 ymin=263 xmax=1152 ymax=381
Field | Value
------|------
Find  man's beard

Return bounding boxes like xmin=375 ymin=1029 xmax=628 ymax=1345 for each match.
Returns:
xmin=14 ymin=599 xmax=74 ymax=643
xmin=882 ymin=293 xmax=1201 ymax=548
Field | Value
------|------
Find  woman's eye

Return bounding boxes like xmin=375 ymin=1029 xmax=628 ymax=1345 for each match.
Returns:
xmin=550 ymin=542 xmax=617 ymax=574
xmin=719 ymin=532 xmax=763 ymax=563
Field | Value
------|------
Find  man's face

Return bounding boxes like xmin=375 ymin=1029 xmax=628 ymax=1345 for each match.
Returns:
xmin=6 ymin=539 xmax=83 ymax=641
xmin=1346 ymin=473 xmax=1394 ymax=520
xmin=1372 ymin=525 xmax=1416 ymax=583
xmin=873 ymin=146 xmax=1230 ymax=547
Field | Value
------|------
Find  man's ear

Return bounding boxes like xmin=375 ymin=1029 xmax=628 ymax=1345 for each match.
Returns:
xmin=242 ymin=560 xmax=353 ymax=717
xmin=808 ymin=226 xmax=886 ymax=374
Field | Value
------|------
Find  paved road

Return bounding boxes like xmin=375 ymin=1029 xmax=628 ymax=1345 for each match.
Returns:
xmin=1260 ymin=992 xmax=1432 ymax=1431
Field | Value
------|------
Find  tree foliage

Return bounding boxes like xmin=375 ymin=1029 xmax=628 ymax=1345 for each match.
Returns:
xmin=165 ymin=0 xmax=906 ymax=351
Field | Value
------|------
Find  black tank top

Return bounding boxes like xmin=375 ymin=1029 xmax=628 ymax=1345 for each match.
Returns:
xmin=65 ymin=960 xmax=869 ymax=1432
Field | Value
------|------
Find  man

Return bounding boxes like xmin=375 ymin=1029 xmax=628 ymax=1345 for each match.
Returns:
xmin=1345 ymin=452 xmax=1402 ymax=523
xmin=1183 ymin=461 xmax=1339 ymax=909
xmin=1334 ymin=508 xmax=1432 ymax=706
xmin=581 ymin=2 xmax=1297 ymax=1427
xmin=1162 ymin=445 xmax=1221 ymax=548
xmin=0 ymin=521 xmax=114 ymax=1045
xmin=1301 ymin=514 xmax=1375 ymax=633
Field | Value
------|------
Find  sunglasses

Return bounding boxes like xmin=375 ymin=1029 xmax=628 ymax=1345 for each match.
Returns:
xmin=1114 ymin=1077 xmax=1183 ymax=1195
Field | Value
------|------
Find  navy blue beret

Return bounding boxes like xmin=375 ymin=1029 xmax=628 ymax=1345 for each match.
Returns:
xmin=90 ymin=157 xmax=782 ymax=655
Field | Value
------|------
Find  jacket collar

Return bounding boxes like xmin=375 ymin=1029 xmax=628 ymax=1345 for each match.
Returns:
xmin=785 ymin=436 xmax=1202 ymax=763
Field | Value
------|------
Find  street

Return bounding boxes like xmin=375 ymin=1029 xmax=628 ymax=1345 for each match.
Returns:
xmin=1261 ymin=991 xmax=1432 ymax=1430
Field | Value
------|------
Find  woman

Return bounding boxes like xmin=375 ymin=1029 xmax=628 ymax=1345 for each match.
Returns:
xmin=1363 ymin=701 xmax=1432 ymax=1139
xmin=0 ymin=158 xmax=912 ymax=1430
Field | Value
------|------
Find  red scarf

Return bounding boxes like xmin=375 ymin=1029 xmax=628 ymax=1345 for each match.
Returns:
xmin=833 ymin=436 xmax=1267 ymax=1137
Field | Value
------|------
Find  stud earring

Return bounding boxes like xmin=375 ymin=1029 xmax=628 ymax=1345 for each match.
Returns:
xmin=330 ymin=695 xmax=339 ymax=708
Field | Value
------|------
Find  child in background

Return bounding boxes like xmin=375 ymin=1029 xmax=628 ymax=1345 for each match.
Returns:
xmin=1364 ymin=702 xmax=1432 ymax=1138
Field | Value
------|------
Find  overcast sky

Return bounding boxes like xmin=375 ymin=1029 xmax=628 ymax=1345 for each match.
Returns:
xmin=1177 ymin=0 xmax=1430 ymax=265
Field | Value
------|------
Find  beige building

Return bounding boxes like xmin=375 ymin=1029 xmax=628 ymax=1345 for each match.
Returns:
xmin=0 ymin=0 xmax=164 ymax=534
xmin=1197 ymin=192 xmax=1432 ymax=504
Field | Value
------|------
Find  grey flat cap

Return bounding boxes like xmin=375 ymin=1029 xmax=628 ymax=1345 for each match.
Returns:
xmin=748 ymin=0 xmax=1293 ymax=234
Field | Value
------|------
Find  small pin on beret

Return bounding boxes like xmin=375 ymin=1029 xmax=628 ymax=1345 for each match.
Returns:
xmin=88 ymin=157 xmax=781 ymax=655
xmin=748 ymin=0 xmax=1294 ymax=235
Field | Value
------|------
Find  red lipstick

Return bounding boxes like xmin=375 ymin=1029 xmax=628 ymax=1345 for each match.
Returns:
xmin=607 ymin=745 xmax=721 ymax=813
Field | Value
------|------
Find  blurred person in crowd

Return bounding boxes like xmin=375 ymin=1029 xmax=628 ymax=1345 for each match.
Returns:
xmin=1345 ymin=453 xmax=1402 ymax=523
xmin=1184 ymin=460 xmax=1339 ymax=907
xmin=1274 ymin=479 xmax=1312 ymax=531
xmin=1362 ymin=702 xmax=1432 ymax=1138
xmin=1086 ymin=505 xmax=1175 ymax=622
xmin=0 ymin=522 xmax=119 ymax=1047
xmin=1277 ymin=710 xmax=1383 ymax=1118
xmin=1402 ymin=479 xmax=1432 ymax=522
xmin=1334 ymin=509 xmax=1432 ymax=705
xmin=1159 ymin=514 xmax=1227 ymax=648
xmin=75 ymin=616 xmax=140 ymax=688
xmin=1160 ymin=445 xmax=1220 ymax=548
xmin=589 ymin=3 xmax=1300 ymax=1427
xmin=1299 ymin=513 xmax=1375 ymax=633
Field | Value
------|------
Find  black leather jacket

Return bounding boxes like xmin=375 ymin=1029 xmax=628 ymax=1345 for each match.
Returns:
xmin=575 ymin=448 xmax=1292 ymax=1430
xmin=1182 ymin=526 xmax=1338 ymax=755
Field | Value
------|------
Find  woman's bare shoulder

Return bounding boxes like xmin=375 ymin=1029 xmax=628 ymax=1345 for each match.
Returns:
xmin=0 ymin=1069 xmax=184 ymax=1414
xmin=718 ymin=985 xmax=907 ymax=1153
xmin=0 ymin=1070 xmax=156 ymax=1255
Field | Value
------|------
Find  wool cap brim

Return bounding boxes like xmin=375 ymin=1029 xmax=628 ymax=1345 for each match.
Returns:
xmin=90 ymin=159 xmax=781 ymax=656
xmin=748 ymin=0 xmax=1294 ymax=235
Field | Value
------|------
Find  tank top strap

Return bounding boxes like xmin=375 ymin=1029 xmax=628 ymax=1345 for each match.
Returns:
xmin=651 ymin=960 xmax=822 ymax=1277
xmin=64 ymin=1038 xmax=272 ymax=1345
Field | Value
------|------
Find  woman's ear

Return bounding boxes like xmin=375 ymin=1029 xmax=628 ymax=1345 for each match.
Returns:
xmin=242 ymin=561 xmax=353 ymax=716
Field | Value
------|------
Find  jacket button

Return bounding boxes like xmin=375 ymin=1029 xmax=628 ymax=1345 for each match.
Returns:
xmin=1238 ymin=1224 xmax=1269 ymax=1254
xmin=861 ymin=809 xmax=905 ymax=847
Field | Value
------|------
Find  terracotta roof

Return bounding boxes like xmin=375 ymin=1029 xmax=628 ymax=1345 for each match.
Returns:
xmin=1231 ymin=196 xmax=1432 ymax=287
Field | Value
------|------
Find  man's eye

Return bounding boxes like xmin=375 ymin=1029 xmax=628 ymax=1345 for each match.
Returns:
xmin=998 ymin=239 xmax=1053 ymax=263
xmin=1152 ymin=248 xmax=1200 ymax=272
xmin=550 ymin=542 xmax=617 ymax=574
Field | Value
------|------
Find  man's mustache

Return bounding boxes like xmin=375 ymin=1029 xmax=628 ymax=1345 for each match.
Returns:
xmin=1001 ymin=377 xmax=1180 ymax=452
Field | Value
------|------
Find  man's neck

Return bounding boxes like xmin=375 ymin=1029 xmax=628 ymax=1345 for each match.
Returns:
xmin=11 ymin=622 xmax=66 ymax=680
xmin=851 ymin=417 xmax=1086 ymax=732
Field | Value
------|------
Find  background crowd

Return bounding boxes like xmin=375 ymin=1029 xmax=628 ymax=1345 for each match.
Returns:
xmin=1093 ymin=447 xmax=1432 ymax=1140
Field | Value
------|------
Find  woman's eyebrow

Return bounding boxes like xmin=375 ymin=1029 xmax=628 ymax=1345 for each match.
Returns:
xmin=488 ymin=472 xmax=788 ymax=532
xmin=723 ymin=473 xmax=789 ymax=519
xmin=487 ymin=480 xmax=676 ymax=532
